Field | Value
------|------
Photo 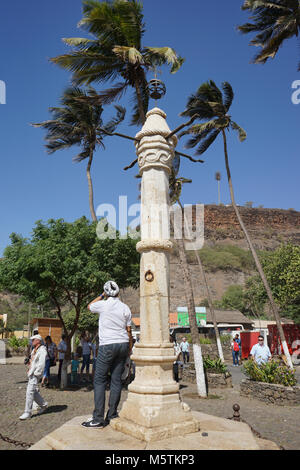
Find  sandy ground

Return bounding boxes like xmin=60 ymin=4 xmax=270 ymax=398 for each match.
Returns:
xmin=0 ymin=360 xmax=299 ymax=450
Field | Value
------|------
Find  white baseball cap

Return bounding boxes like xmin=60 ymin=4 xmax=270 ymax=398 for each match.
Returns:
xmin=30 ymin=334 xmax=43 ymax=342
xmin=103 ymin=280 xmax=119 ymax=297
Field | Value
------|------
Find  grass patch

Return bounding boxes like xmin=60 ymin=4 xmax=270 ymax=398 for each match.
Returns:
xmin=187 ymin=244 xmax=255 ymax=272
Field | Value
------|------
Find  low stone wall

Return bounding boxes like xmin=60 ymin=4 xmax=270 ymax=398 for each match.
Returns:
xmin=240 ymin=379 xmax=300 ymax=406
xmin=181 ymin=363 xmax=232 ymax=389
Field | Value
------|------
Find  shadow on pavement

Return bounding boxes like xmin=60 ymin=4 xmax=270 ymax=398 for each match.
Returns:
xmin=31 ymin=405 xmax=68 ymax=417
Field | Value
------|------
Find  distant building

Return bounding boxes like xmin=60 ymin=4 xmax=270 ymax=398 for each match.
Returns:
xmin=131 ymin=308 xmax=254 ymax=334
xmin=31 ymin=317 xmax=63 ymax=345
xmin=176 ymin=307 xmax=254 ymax=331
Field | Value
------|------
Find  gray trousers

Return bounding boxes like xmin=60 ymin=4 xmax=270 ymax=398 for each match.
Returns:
xmin=93 ymin=342 xmax=129 ymax=423
xmin=25 ymin=375 xmax=46 ymax=413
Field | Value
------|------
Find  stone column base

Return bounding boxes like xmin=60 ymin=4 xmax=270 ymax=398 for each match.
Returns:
xmin=110 ymin=391 xmax=200 ymax=442
xmin=110 ymin=415 xmax=200 ymax=442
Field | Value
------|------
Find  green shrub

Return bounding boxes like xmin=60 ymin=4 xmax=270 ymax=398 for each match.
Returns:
xmin=242 ymin=359 xmax=297 ymax=387
xmin=8 ymin=335 xmax=20 ymax=350
xmin=187 ymin=244 xmax=255 ymax=272
xmin=199 ymin=337 xmax=212 ymax=344
xmin=220 ymin=334 xmax=232 ymax=344
xmin=19 ymin=337 xmax=29 ymax=348
xmin=8 ymin=335 xmax=28 ymax=350
xmin=203 ymin=355 xmax=228 ymax=374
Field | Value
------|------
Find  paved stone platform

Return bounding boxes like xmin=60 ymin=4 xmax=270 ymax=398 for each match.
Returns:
xmin=29 ymin=411 xmax=280 ymax=451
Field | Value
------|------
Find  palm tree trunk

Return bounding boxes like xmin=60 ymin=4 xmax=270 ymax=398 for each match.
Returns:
xmin=134 ymin=79 xmax=146 ymax=124
xmin=218 ymin=180 xmax=221 ymax=205
xmin=178 ymin=200 xmax=224 ymax=362
xmin=221 ymin=130 xmax=293 ymax=369
xmin=174 ymin=232 xmax=207 ymax=397
xmin=86 ymin=148 xmax=97 ymax=222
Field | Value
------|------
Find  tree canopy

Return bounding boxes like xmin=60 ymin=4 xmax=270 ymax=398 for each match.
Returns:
xmin=51 ymin=0 xmax=184 ymax=124
xmin=0 ymin=217 xmax=140 ymax=341
xmin=250 ymin=244 xmax=300 ymax=322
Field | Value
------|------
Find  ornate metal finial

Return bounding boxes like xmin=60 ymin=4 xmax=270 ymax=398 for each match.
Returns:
xmin=147 ymin=79 xmax=166 ymax=100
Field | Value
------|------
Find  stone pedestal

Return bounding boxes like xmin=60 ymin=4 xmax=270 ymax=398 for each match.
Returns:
xmin=111 ymin=108 xmax=199 ymax=441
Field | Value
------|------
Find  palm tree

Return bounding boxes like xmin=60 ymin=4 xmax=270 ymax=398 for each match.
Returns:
xmin=170 ymin=174 xmax=225 ymax=363
xmin=215 ymin=171 xmax=221 ymax=205
xmin=180 ymin=80 xmax=294 ymax=369
xmin=33 ymin=86 xmax=125 ymax=221
xmin=50 ymin=0 xmax=184 ymax=125
xmin=169 ymin=176 xmax=206 ymax=396
xmin=238 ymin=0 xmax=300 ymax=70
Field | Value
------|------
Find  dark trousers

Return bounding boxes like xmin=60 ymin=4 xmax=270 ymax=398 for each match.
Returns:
xmin=57 ymin=359 xmax=64 ymax=381
xmin=173 ymin=362 xmax=179 ymax=382
xmin=232 ymin=350 xmax=239 ymax=365
xmin=93 ymin=342 xmax=129 ymax=424
xmin=182 ymin=351 xmax=189 ymax=364
xmin=81 ymin=354 xmax=90 ymax=373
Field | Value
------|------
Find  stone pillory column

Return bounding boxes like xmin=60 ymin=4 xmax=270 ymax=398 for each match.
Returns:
xmin=110 ymin=108 xmax=199 ymax=441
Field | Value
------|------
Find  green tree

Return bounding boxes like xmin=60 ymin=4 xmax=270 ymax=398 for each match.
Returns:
xmin=245 ymin=244 xmax=300 ymax=322
xmin=216 ymin=285 xmax=245 ymax=312
xmin=0 ymin=217 xmax=140 ymax=385
xmin=50 ymin=0 xmax=184 ymax=125
xmin=243 ymin=275 xmax=267 ymax=318
xmin=33 ymin=87 xmax=125 ymax=221
xmin=64 ymin=309 xmax=99 ymax=335
xmin=180 ymin=80 xmax=294 ymax=368
xmin=238 ymin=0 xmax=300 ymax=70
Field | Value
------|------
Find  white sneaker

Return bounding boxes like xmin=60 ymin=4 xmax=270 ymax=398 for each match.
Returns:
xmin=19 ymin=412 xmax=31 ymax=420
xmin=37 ymin=402 xmax=48 ymax=415
xmin=32 ymin=402 xmax=39 ymax=411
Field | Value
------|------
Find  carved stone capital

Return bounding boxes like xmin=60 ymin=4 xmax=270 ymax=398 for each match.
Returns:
xmin=134 ymin=107 xmax=177 ymax=174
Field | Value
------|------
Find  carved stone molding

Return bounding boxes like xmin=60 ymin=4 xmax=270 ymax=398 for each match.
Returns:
xmin=136 ymin=239 xmax=173 ymax=253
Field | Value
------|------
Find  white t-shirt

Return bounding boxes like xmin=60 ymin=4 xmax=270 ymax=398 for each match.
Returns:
xmin=250 ymin=343 xmax=271 ymax=365
xmin=89 ymin=297 xmax=132 ymax=346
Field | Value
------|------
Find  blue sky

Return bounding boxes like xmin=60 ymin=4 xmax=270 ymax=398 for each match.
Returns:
xmin=0 ymin=0 xmax=299 ymax=255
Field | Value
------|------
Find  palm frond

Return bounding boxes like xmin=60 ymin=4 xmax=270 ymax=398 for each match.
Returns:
xmin=252 ymin=27 xmax=294 ymax=62
xmin=188 ymin=129 xmax=220 ymax=156
xmin=113 ymin=46 xmax=144 ymax=64
xmin=143 ymin=46 xmax=184 ymax=73
xmin=238 ymin=0 xmax=300 ymax=67
xmin=231 ymin=121 xmax=247 ymax=142
xmin=72 ymin=149 xmax=90 ymax=163
xmin=221 ymin=82 xmax=234 ymax=112
xmin=101 ymin=105 xmax=126 ymax=134
xmin=130 ymin=76 xmax=149 ymax=126
xmin=179 ymin=120 xmax=218 ymax=139
xmin=86 ymin=82 xmax=127 ymax=105
xmin=80 ymin=0 xmax=145 ymax=44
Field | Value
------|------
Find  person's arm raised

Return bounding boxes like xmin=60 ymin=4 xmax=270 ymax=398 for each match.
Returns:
xmin=88 ymin=292 xmax=106 ymax=310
